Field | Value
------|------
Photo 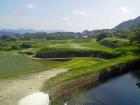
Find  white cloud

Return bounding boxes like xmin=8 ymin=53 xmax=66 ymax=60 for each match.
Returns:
xmin=73 ymin=10 xmax=91 ymax=16
xmin=63 ymin=17 xmax=72 ymax=27
xmin=119 ymin=6 xmax=129 ymax=14
xmin=25 ymin=3 xmax=37 ymax=9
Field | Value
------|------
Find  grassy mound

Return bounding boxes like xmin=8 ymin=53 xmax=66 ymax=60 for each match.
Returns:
xmin=100 ymin=38 xmax=130 ymax=48
xmin=42 ymin=54 xmax=140 ymax=91
xmin=35 ymin=47 xmax=114 ymax=59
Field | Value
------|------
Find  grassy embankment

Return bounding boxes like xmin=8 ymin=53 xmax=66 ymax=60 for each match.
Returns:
xmin=35 ymin=39 xmax=114 ymax=58
xmin=42 ymin=54 xmax=140 ymax=91
xmin=40 ymin=38 xmax=140 ymax=92
xmin=100 ymin=38 xmax=130 ymax=47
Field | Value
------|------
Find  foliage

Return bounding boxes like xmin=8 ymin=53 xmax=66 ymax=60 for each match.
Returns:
xmin=35 ymin=46 xmax=114 ymax=58
xmin=100 ymin=38 xmax=130 ymax=48
xmin=42 ymin=54 xmax=140 ymax=91
xmin=0 ymin=37 xmax=139 ymax=81
xmin=132 ymin=29 xmax=140 ymax=43
xmin=19 ymin=42 xmax=32 ymax=48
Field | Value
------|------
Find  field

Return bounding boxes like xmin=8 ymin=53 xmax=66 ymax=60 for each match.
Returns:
xmin=0 ymin=37 xmax=140 ymax=105
xmin=0 ymin=51 xmax=63 ymax=79
xmin=0 ymin=38 xmax=139 ymax=89
xmin=0 ymin=38 xmax=113 ymax=79
xmin=1 ymin=1 xmax=140 ymax=105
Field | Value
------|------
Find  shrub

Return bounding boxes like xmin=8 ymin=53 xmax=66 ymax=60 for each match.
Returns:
xmin=35 ymin=47 xmax=114 ymax=59
xmin=19 ymin=42 xmax=32 ymax=48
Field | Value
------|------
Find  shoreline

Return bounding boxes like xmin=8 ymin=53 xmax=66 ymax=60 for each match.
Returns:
xmin=47 ymin=58 xmax=140 ymax=101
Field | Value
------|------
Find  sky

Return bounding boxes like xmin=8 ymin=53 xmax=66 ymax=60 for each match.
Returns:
xmin=0 ymin=0 xmax=140 ymax=32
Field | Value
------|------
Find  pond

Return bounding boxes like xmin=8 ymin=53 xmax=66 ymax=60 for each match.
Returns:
xmin=52 ymin=70 xmax=140 ymax=105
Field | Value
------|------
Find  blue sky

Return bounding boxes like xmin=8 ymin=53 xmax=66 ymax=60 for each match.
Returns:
xmin=0 ymin=0 xmax=140 ymax=32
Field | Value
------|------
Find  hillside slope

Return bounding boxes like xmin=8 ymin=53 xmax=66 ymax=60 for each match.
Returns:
xmin=115 ymin=16 xmax=140 ymax=30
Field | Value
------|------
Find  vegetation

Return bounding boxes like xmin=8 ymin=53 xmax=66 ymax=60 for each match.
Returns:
xmin=35 ymin=47 xmax=114 ymax=58
xmin=100 ymin=38 xmax=130 ymax=48
xmin=0 ymin=16 xmax=140 ymax=97
xmin=0 ymin=39 xmax=114 ymax=79
xmin=0 ymin=51 xmax=63 ymax=79
xmin=0 ymin=36 xmax=139 ymax=80
xmin=42 ymin=54 xmax=140 ymax=91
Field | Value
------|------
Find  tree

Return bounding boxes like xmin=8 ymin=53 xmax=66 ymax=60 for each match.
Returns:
xmin=0 ymin=35 xmax=11 ymax=40
xmin=133 ymin=29 xmax=140 ymax=43
xmin=127 ymin=31 xmax=135 ymax=44
xmin=96 ymin=32 xmax=108 ymax=41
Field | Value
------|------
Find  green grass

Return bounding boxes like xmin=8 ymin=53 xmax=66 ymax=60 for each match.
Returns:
xmin=42 ymin=54 xmax=140 ymax=91
xmin=34 ymin=39 xmax=114 ymax=58
xmin=35 ymin=46 xmax=114 ymax=59
xmin=14 ymin=39 xmax=113 ymax=54
xmin=0 ymin=39 xmax=113 ymax=79
xmin=0 ymin=52 xmax=64 ymax=79
xmin=58 ymin=57 xmax=102 ymax=69
xmin=100 ymin=38 xmax=130 ymax=48
xmin=79 ymin=39 xmax=113 ymax=52
xmin=0 ymin=38 xmax=139 ymax=91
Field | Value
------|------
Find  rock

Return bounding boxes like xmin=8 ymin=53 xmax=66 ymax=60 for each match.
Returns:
xmin=18 ymin=92 xmax=49 ymax=105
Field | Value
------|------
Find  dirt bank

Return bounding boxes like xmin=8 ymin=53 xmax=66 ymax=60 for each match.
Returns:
xmin=0 ymin=69 xmax=68 ymax=105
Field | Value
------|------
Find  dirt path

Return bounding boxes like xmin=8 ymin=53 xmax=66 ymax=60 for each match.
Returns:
xmin=0 ymin=69 xmax=68 ymax=105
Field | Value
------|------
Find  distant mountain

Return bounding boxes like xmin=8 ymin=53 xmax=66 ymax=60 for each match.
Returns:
xmin=0 ymin=29 xmax=36 ymax=34
xmin=0 ymin=29 xmax=64 ymax=34
xmin=115 ymin=16 xmax=140 ymax=30
xmin=44 ymin=30 xmax=65 ymax=33
xmin=0 ymin=31 xmax=17 ymax=36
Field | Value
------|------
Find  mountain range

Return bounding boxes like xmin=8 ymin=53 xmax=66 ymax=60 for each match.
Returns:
xmin=0 ymin=29 xmax=64 ymax=35
xmin=115 ymin=16 xmax=140 ymax=30
xmin=0 ymin=16 xmax=140 ymax=36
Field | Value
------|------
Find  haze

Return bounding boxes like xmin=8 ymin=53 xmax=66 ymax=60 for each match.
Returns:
xmin=0 ymin=0 xmax=140 ymax=32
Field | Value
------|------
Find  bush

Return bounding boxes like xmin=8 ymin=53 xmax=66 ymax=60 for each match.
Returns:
xmin=19 ymin=51 xmax=34 ymax=55
xmin=19 ymin=42 xmax=32 ymax=48
xmin=35 ymin=47 xmax=114 ymax=59
xmin=100 ymin=38 xmax=130 ymax=48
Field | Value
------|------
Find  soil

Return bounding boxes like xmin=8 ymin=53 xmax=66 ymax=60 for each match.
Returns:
xmin=0 ymin=69 xmax=68 ymax=105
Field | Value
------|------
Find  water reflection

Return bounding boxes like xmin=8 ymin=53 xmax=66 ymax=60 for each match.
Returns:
xmin=18 ymin=92 xmax=49 ymax=105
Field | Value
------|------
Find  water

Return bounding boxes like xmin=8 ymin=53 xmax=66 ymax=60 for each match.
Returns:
xmin=53 ymin=70 xmax=140 ymax=105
